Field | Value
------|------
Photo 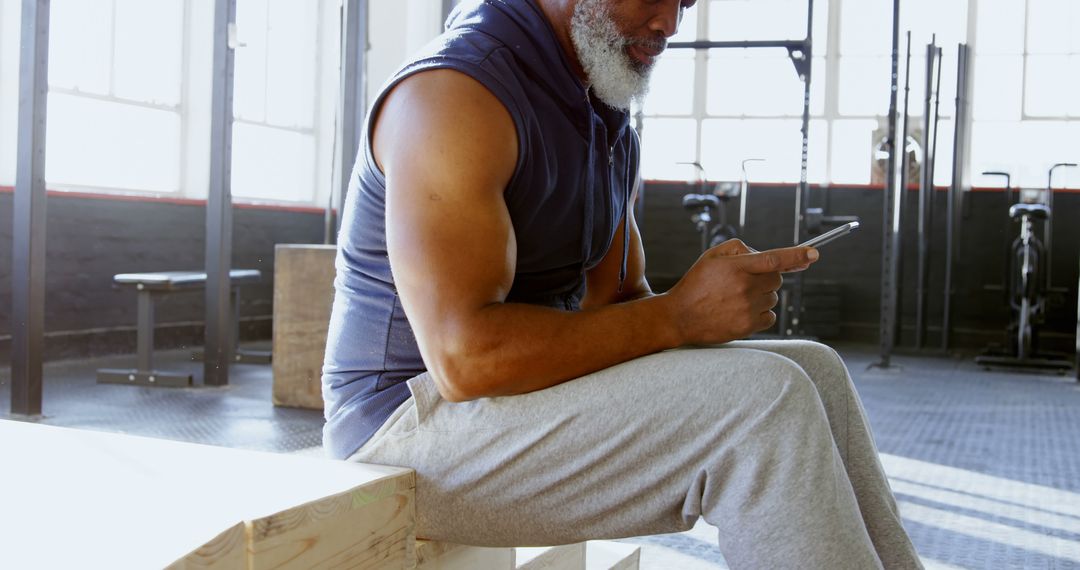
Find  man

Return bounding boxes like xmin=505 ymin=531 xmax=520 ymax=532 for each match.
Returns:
xmin=323 ymin=0 xmax=922 ymax=568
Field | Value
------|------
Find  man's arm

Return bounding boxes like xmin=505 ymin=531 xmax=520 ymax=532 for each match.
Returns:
xmin=582 ymin=176 xmax=651 ymax=309
xmin=376 ymin=70 xmax=817 ymax=403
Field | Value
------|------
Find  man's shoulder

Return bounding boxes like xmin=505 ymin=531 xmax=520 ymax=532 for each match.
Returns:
xmin=410 ymin=26 xmax=514 ymax=70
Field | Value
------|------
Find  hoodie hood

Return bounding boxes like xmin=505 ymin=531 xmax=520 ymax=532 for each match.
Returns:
xmin=446 ymin=0 xmax=627 ymax=132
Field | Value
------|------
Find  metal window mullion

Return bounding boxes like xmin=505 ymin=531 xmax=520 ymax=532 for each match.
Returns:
xmin=11 ymin=0 xmax=51 ymax=417
xmin=691 ymin=0 xmax=709 ymax=167
xmin=105 ymin=0 xmax=116 ymax=96
xmin=1021 ymin=0 xmax=1031 ymax=118
xmin=234 ymin=117 xmax=316 ymax=136
xmin=262 ymin=2 xmax=271 ymax=125
xmin=310 ymin=0 xmax=325 ymax=208
xmin=204 ymin=0 xmax=237 ymax=386
xmin=693 ymin=49 xmax=708 ymax=166
xmin=823 ymin=0 xmax=843 ymax=184
xmin=47 ymin=87 xmax=182 ymax=112
xmin=178 ymin=0 xmax=192 ymax=199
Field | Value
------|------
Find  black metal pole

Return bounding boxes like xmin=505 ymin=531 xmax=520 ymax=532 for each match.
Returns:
xmin=927 ymin=46 xmax=944 ymax=336
xmin=875 ymin=0 xmax=901 ymax=368
xmin=11 ymin=0 xmax=50 ymax=417
xmin=670 ymin=39 xmax=807 ymax=50
xmin=982 ymin=171 xmax=1013 ymax=305
xmin=1046 ymin=163 xmax=1077 ymax=289
xmin=785 ymin=0 xmax=814 ymax=338
xmin=336 ymin=0 xmax=368 ymax=240
xmin=893 ymin=32 xmax=912 ymax=347
xmin=204 ymin=0 xmax=238 ymax=386
xmin=916 ymin=40 xmax=937 ymax=349
xmin=943 ymin=44 xmax=971 ymax=353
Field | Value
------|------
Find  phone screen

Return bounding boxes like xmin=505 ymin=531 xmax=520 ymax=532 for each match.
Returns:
xmin=799 ymin=221 xmax=860 ymax=249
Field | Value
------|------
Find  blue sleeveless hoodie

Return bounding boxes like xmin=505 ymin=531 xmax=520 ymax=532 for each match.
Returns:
xmin=321 ymin=0 xmax=640 ymax=460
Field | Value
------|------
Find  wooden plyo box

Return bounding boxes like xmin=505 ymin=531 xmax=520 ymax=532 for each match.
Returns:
xmin=0 ymin=421 xmax=414 ymax=570
xmin=272 ymin=243 xmax=337 ymax=410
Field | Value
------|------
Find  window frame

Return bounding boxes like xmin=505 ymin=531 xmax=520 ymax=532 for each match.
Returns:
xmin=639 ymin=0 xmax=1078 ymax=188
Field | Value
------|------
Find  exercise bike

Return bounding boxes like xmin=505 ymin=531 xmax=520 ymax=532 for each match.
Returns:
xmin=680 ymin=161 xmax=743 ymax=253
xmin=976 ymin=164 xmax=1076 ymax=373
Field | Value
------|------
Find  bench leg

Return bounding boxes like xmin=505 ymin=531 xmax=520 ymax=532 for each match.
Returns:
xmin=232 ymin=287 xmax=271 ymax=364
xmin=191 ymin=286 xmax=271 ymax=364
xmin=136 ymin=290 xmax=154 ymax=372
xmin=97 ymin=290 xmax=192 ymax=387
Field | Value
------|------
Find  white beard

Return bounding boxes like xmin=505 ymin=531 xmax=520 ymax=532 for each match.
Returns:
xmin=569 ymin=0 xmax=658 ymax=110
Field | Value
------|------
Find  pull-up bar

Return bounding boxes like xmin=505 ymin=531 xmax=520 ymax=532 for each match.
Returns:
xmin=668 ymin=39 xmax=812 ymax=80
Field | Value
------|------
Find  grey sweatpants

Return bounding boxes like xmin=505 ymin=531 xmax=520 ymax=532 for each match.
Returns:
xmin=349 ymin=340 xmax=923 ymax=569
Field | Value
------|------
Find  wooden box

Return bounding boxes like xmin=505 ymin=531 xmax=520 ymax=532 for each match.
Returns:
xmin=272 ymin=244 xmax=337 ymax=410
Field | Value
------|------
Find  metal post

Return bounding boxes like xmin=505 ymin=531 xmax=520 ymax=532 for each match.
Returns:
xmin=230 ymin=287 xmax=241 ymax=361
xmin=336 ymin=0 xmax=368 ymax=239
xmin=135 ymin=291 xmax=155 ymax=372
xmin=204 ymin=0 xmax=237 ymax=386
xmin=1046 ymin=163 xmax=1077 ymax=289
xmin=793 ymin=0 xmax=814 ymax=248
xmin=943 ymin=44 xmax=971 ymax=352
xmin=11 ymin=0 xmax=50 ymax=417
xmin=915 ymin=40 xmax=938 ymax=349
xmin=893 ymin=32 xmax=913 ymax=346
xmin=875 ymin=0 xmax=902 ymax=369
xmin=1075 ymin=256 xmax=1079 ymax=381
xmin=785 ymin=0 xmax=814 ymax=338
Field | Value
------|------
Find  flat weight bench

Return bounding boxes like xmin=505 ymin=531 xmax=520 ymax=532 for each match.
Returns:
xmin=96 ymin=269 xmax=270 ymax=387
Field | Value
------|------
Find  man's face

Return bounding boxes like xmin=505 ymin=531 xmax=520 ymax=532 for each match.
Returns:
xmin=570 ymin=0 xmax=695 ymax=110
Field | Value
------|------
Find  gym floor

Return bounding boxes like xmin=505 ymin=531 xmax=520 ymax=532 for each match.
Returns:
xmin=2 ymin=343 xmax=1078 ymax=570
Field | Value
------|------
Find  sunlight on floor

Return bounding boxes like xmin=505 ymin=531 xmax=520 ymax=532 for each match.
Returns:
xmin=883 ymin=453 xmax=1080 ymax=565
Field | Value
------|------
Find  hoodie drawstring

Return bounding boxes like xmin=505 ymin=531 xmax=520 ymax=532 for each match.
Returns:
xmin=617 ymin=148 xmax=631 ymax=294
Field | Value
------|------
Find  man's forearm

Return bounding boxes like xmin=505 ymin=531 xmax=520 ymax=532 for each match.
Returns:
xmin=424 ymin=292 xmax=681 ymax=401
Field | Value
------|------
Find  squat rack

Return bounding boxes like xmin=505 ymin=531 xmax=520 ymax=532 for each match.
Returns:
xmin=668 ymin=0 xmax=816 ymax=337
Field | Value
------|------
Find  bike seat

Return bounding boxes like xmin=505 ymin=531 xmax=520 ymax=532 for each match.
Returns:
xmin=682 ymin=194 xmax=721 ymax=210
xmin=1009 ymin=203 xmax=1050 ymax=220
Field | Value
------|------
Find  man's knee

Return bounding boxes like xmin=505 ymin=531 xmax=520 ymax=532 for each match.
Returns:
xmin=782 ymin=339 xmax=846 ymax=369
xmin=702 ymin=349 xmax=824 ymax=420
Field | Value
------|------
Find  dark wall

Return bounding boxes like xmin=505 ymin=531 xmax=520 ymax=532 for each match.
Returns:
xmin=641 ymin=182 xmax=1080 ymax=352
xmin=2 ymin=184 xmax=1077 ymax=362
xmin=0 ymin=192 xmax=325 ymax=361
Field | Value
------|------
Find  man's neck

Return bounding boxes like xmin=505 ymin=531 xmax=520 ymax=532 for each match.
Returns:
xmin=535 ymin=0 xmax=589 ymax=83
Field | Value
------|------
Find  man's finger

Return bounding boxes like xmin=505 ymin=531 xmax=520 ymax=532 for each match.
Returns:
xmin=735 ymin=247 xmax=819 ymax=275
xmin=712 ymin=239 xmax=753 ymax=256
xmin=748 ymin=272 xmax=783 ymax=293
xmin=757 ymin=310 xmax=777 ymax=331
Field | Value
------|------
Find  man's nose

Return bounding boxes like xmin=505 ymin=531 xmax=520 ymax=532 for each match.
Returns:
xmin=648 ymin=0 xmax=683 ymax=38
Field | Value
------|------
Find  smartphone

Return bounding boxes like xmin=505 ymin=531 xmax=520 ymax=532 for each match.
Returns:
xmin=798 ymin=221 xmax=860 ymax=249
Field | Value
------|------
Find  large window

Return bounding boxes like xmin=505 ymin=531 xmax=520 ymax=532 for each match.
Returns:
xmin=232 ymin=0 xmax=324 ymax=203
xmin=46 ymin=0 xmax=184 ymax=193
xmin=970 ymin=0 xmax=1080 ymax=189
xmin=640 ymin=0 xmax=1080 ymax=189
xmin=639 ymin=0 xmax=828 ymax=183
xmin=0 ymin=0 xmax=341 ymax=204
xmin=0 ymin=0 xmax=21 ymax=186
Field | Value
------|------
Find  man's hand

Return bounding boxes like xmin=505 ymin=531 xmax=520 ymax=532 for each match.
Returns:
xmin=666 ymin=239 xmax=819 ymax=345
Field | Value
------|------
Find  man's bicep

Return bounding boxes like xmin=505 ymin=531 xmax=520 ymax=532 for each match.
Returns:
xmin=377 ymin=70 xmax=519 ymax=338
